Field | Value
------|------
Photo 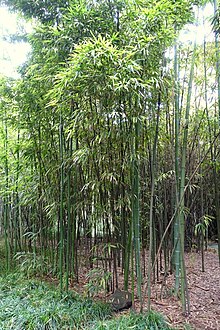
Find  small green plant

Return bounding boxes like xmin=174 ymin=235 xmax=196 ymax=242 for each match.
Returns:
xmin=84 ymin=268 xmax=112 ymax=298
xmin=14 ymin=251 xmax=47 ymax=278
xmin=182 ymin=323 xmax=193 ymax=330
xmin=195 ymin=214 xmax=213 ymax=237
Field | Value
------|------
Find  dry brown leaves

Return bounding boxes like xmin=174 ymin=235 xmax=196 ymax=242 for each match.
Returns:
xmin=68 ymin=249 xmax=220 ymax=330
xmin=148 ymin=250 xmax=220 ymax=330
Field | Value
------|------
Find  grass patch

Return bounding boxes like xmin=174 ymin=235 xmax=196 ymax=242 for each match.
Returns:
xmin=92 ymin=311 xmax=173 ymax=330
xmin=0 ymin=274 xmax=175 ymax=329
xmin=0 ymin=274 xmax=112 ymax=329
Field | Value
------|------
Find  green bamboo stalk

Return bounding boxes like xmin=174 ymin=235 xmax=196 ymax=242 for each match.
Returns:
xmin=178 ymin=34 xmax=197 ymax=314
xmin=132 ymin=118 xmax=142 ymax=306
xmin=147 ymin=91 xmax=161 ymax=311
xmin=15 ymin=129 xmax=20 ymax=253
xmin=66 ymin=137 xmax=72 ymax=292
xmin=151 ymin=132 xmax=220 ymax=273
xmin=200 ymin=159 xmax=205 ymax=272
xmin=124 ymin=119 xmax=134 ymax=290
xmin=213 ymin=0 xmax=220 ymax=263
xmin=59 ymin=113 xmax=65 ymax=294
xmin=173 ymin=39 xmax=181 ymax=294
xmin=3 ymin=109 xmax=10 ymax=272
xmin=202 ymin=12 xmax=212 ymax=272
xmin=71 ymin=132 xmax=79 ymax=281
xmin=124 ymin=221 xmax=132 ymax=290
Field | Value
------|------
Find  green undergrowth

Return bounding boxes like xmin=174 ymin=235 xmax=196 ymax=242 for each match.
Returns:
xmin=92 ymin=312 xmax=173 ymax=330
xmin=0 ymin=274 xmax=111 ymax=330
xmin=0 ymin=274 xmax=175 ymax=330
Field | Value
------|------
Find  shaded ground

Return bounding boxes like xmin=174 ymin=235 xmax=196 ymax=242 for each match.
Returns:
xmin=148 ymin=250 xmax=220 ymax=330
xmin=73 ymin=249 xmax=219 ymax=330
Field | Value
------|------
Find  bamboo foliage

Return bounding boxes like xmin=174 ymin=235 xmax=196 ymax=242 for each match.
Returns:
xmin=0 ymin=0 xmax=219 ymax=313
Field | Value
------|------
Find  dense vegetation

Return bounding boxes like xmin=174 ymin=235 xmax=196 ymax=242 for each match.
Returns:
xmin=0 ymin=0 xmax=219 ymax=320
xmin=0 ymin=274 xmax=175 ymax=329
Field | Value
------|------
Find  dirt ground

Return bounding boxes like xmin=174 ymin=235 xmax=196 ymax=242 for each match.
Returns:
xmin=146 ymin=250 xmax=220 ymax=330
xmin=70 ymin=248 xmax=219 ymax=330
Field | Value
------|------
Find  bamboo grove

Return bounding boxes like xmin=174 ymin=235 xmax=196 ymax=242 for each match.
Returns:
xmin=0 ymin=0 xmax=219 ymax=313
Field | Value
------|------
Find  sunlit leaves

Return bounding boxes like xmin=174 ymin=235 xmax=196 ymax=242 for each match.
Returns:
xmin=51 ymin=35 xmax=146 ymax=108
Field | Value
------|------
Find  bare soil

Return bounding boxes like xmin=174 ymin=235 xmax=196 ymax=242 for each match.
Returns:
xmin=148 ymin=250 xmax=220 ymax=330
xmin=62 ymin=248 xmax=219 ymax=330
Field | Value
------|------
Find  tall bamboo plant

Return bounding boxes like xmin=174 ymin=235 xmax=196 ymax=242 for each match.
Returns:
xmin=178 ymin=32 xmax=197 ymax=314
xmin=213 ymin=0 xmax=220 ymax=263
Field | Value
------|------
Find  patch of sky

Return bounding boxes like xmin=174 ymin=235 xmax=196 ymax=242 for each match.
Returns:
xmin=0 ymin=6 xmax=32 ymax=78
xmin=179 ymin=3 xmax=214 ymax=44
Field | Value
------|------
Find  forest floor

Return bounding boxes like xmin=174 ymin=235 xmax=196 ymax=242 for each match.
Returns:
xmin=73 ymin=248 xmax=220 ymax=330
xmin=149 ymin=249 xmax=220 ymax=330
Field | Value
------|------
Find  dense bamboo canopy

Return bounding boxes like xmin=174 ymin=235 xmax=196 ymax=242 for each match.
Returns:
xmin=0 ymin=0 xmax=219 ymax=314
